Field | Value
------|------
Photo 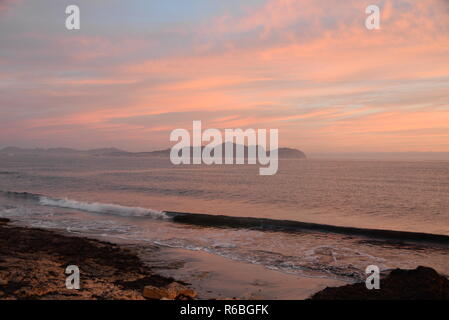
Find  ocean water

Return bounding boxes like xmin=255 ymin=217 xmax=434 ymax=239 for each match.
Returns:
xmin=0 ymin=154 xmax=448 ymax=282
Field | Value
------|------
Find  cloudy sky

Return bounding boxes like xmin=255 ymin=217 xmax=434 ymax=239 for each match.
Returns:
xmin=1 ymin=0 xmax=448 ymax=152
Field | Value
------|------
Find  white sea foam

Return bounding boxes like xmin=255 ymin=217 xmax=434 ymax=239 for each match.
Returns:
xmin=38 ymin=196 xmax=169 ymax=220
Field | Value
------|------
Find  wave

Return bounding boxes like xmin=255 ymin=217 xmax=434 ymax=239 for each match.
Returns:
xmin=166 ymin=211 xmax=449 ymax=245
xmin=2 ymin=190 xmax=449 ymax=244
xmin=0 ymin=191 xmax=168 ymax=220
xmin=39 ymin=197 xmax=169 ymax=220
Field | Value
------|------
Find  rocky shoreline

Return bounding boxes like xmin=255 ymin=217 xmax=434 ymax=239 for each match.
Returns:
xmin=1 ymin=217 xmax=448 ymax=300
xmin=0 ymin=218 xmax=196 ymax=300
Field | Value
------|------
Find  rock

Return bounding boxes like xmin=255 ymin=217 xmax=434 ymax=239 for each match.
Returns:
xmin=167 ymin=282 xmax=197 ymax=300
xmin=0 ymin=218 xmax=10 ymax=225
xmin=143 ymin=286 xmax=170 ymax=300
xmin=0 ymin=221 xmax=176 ymax=300
xmin=143 ymin=282 xmax=197 ymax=300
xmin=311 ymin=266 xmax=449 ymax=300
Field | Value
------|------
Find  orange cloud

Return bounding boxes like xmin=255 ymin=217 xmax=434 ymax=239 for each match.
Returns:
xmin=2 ymin=0 xmax=449 ymax=152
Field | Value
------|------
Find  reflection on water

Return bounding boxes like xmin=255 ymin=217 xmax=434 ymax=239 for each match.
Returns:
xmin=0 ymin=154 xmax=448 ymax=281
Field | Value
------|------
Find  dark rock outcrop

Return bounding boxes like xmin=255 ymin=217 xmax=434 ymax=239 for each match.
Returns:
xmin=311 ymin=266 xmax=449 ymax=300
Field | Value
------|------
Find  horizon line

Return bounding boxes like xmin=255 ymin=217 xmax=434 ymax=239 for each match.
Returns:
xmin=2 ymin=145 xmax=449 ymax=155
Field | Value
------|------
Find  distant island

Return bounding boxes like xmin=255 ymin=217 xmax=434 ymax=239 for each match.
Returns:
xmin=0 ymin=144 xmax=307 ymax=159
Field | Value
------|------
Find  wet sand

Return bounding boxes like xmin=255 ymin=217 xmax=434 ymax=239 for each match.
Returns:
xmin=145 ymin=247 xmax=345 ymax=299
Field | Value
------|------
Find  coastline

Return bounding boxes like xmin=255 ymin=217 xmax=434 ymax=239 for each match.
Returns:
xmin=0 ymin=217 xmax=344 ymax=300
xmin=1 ymin=217 xmax=448 ymax=300
xmin=0 ymin=219 xmax=345 ymax=300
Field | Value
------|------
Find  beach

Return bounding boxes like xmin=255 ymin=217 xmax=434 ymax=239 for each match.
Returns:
xmin=146 ymin=246 xmax=345 ymax=300
xmin=2 ymin=217 xmax=449 ymax=300
xmin=0 ymin=217 xmax=345 ymax=300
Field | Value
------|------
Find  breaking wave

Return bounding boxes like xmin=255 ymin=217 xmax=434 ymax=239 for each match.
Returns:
xmin=0 ymin=191 xmax=168 ymax=220
xmin=38 ymin=196 xmax=169 ymax=220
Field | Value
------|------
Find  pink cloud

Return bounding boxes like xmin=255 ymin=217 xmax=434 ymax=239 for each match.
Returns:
xmin=2 ymin=0 xmax=449 ymax=152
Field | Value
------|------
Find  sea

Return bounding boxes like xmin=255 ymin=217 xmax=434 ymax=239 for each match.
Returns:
xmin=0 ymin=153 xmax=448 ymax=282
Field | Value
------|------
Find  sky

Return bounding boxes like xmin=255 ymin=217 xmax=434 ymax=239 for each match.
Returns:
xmin=0 ymin=0 xmax=449 ymax=152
